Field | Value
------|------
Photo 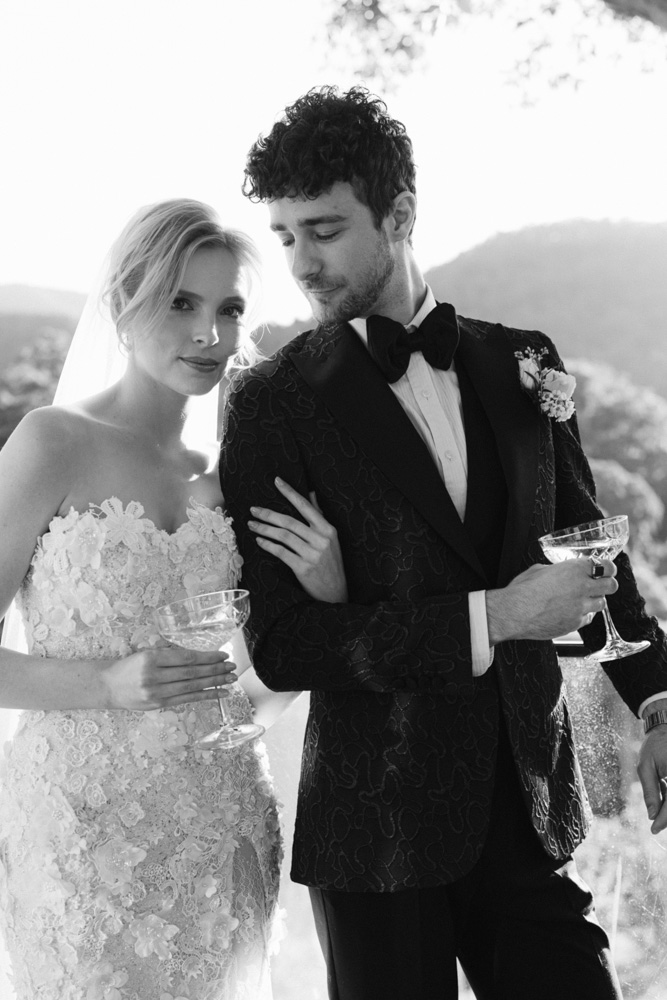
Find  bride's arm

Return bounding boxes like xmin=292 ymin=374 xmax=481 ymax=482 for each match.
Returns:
xmin=0 ymin=409 xmax=233 ymax=712
xmin=0 ymin=408 xmax=74 ymax=626
xmin=235 ymin=478 xmax=345 ymax=729
xmin=247 ymin=476 xmax=348 ymax=603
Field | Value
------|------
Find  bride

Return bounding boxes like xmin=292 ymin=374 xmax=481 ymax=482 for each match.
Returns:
xmin=0 ymin=199 xmax=345 ymax=999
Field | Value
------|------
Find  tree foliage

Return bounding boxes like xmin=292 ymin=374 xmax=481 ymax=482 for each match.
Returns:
xmin=588 ymin=458 xmax=664 ymax=558
xmin=569 ymin=358 xmax=667 ymax=595
xmin=569 ymin=358 xmax=667 ymax=514
xmin=0 ymin=326 xmax=69 ymax=448
xmin=323 ymin=0 xmax=666 ymax=93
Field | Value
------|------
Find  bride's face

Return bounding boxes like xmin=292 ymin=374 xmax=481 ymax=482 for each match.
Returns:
xmin=129 ymin=246 xmax=249 ymax=396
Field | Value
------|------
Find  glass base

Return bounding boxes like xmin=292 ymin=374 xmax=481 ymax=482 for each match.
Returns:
xmin=194 ymin=722 xmax=265 ymax=750
xmin=587 ymin=637 xmax=651 ymax=663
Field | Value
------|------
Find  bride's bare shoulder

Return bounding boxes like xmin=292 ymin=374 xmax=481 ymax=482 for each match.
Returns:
xmin=13 ymin=403 xmax=97 ymax=442
xmin=2 ymin=404 xmax=102 ymax=474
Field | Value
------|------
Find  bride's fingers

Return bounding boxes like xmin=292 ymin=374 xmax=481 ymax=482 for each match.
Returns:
xmin=252 ymin=533 xmax=309 ymax=574
xmin=156 ymin=663 xmax=238 ymax=704
xmin=248 ymin=515 xmax=314 ymax=556
xmin=273 ymin=477 xmax=334 ymax=531
xmin=161 ymin=684 xmax=232 ymax=707
xmin=157 ymin=661 xmax=237 ymax=686
xmin=309 ymin=491 xmax=323 ymax=513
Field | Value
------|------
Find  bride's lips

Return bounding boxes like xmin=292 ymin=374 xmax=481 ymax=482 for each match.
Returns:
xmin=180 ymin=356 xmax=221 ymax=373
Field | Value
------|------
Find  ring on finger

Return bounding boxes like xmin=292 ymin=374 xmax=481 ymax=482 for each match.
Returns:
xmin=589 ymin=559 xmax=605 ymax=580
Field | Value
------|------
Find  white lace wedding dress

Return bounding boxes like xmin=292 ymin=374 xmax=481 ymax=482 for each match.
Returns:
xmin=0 ymin=498 xmax=282 ymax=1000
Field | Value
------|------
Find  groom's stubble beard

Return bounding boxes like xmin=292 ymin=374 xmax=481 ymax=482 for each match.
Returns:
xmin=306 ymin=229 xmax=396 ymax=332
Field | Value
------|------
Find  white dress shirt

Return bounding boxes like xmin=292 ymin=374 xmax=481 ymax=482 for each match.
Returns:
xmin=350 ymin=287 xmax=492 ymax=677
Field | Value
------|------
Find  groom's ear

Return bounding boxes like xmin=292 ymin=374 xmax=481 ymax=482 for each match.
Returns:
xmin=386 ymin=190 xmax=417 ymax=244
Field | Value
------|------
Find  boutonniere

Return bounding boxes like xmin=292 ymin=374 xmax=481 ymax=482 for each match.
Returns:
xmin=514 ymin=347 xmax=576 ymax=422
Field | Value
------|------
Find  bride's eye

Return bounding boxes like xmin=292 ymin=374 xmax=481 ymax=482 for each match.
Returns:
xmin=171 ymin=296 xmax=192 ymax=312
xmin=221 ymin=303 xmax=244 ymax=319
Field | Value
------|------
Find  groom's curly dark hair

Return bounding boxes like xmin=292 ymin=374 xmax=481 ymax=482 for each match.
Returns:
xmin=242 ymin=86 xmax=416 ymax=229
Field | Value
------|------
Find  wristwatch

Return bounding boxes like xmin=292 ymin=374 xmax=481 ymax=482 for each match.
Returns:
xmin=643 ymin=709 xmax=667 ymax=734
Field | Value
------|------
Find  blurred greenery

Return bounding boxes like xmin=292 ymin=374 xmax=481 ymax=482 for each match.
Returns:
xmin=0 ymin=326 xmax=70 ymax=448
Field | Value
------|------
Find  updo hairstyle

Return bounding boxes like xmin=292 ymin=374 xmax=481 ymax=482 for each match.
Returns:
xmin=104 ymin=199 xmax=261 ymax=365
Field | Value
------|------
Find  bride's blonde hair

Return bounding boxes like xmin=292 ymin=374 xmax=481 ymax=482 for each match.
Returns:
xmin=105 ymin=198 xmax=261 ymax=366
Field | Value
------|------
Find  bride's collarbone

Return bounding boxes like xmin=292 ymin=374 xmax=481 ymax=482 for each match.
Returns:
xmin=56 ymin=458 xmax=224 ymax=532
xmin=50 ymin=412 xmax=223 ymax=530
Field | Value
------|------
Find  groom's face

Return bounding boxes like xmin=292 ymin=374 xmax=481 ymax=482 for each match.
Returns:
xmin=268 ymin=181 xmax=396 ymax=326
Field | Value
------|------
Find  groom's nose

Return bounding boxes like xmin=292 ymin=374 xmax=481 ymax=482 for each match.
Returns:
xmin=291 ymin=238 xmax=321 ymax=284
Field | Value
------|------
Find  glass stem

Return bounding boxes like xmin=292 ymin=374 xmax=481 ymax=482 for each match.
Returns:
xmin=601 ymin=598 xmax=624 ymax=643
xmin=217 ymin=690 xmax=234 ymax=728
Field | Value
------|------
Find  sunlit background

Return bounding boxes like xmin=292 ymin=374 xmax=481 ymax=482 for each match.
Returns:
xmin=1 ymin=0 xmax=666 ymax=319
xmin=1 ymin=0 xmax=667 ymax=997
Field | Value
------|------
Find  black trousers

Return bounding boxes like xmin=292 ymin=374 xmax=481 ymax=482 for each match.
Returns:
xmin=309 ymin=726 xmax=623 ymax=1000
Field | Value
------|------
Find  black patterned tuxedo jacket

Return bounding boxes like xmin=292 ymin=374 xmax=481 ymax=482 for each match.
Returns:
xmin=220 ymin=313 xmax=667 ymax=893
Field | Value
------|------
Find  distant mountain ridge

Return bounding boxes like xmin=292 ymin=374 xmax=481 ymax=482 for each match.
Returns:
xmin=424 ymin=219 xmax=667 ymax=395
xmin=1 ymin=220 xmax=665 ymax=394
xmin=0 ymin=284 xmax=86 ymax=316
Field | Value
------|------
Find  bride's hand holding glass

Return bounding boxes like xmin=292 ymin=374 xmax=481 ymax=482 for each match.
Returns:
xmin=248 ymin=476 xmax=348 ymax=603
xmin=100 ymin=646 xmax=237 ymax=712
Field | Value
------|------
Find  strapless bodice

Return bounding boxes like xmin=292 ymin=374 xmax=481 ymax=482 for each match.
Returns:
xmin=16 ymin=496 xmax=243 ymax=660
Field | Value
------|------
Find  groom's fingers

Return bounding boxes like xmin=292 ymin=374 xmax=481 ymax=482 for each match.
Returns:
xmin=637 ymin=755 xmax=667 ymax=833
xmin=649 ymin=781 xmax=667 ymax=834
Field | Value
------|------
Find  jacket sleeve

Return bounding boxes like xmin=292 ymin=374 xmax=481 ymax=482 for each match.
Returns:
xmin=220 ymin=368 xmax=477 ymax=695
xmin=541 ymin=333 xmax=667 ymax=716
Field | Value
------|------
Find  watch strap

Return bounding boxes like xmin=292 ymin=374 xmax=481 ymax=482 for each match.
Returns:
xmin=643 ymin=708 xmax=667 ymax=734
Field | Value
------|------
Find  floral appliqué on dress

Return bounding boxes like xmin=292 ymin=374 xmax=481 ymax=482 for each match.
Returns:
xmin=0 ymin=498 xmax=282 ymax=1000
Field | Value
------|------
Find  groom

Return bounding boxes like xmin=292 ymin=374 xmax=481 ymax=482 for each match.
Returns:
xmin=220 ymin=86 xmax=667 ymax=999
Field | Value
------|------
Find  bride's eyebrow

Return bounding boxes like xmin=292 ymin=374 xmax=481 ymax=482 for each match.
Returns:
xmin=172 ymin=287 xmax=248 ymax=308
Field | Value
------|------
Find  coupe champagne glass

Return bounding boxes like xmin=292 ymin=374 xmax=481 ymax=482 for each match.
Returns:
xmin=539 ymin=515 xmax=650 ymax=661
xmin=155 ymin=589 xmax=264 ymax=749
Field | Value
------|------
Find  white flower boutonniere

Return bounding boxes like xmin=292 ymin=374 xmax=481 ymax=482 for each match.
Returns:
xmin=515 ymin=347 xmax=576 ymax=422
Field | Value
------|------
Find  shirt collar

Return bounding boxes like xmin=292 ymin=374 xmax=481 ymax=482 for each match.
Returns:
xmin=349 ymin=285 xmax=437 ymax=345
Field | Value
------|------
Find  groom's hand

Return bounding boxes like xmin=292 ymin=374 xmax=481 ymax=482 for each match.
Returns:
xmin=637 ymin=700 xmax=667 ymax=834
xmin=486 ymin=559 xmax=618 ymax=645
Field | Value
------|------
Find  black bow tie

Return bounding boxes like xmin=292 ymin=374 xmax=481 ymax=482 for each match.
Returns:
xmin=365 ymin=302 xmax=460 ymax=384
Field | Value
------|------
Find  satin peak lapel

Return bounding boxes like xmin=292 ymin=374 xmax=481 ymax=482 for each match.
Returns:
xmin=456 ymin=321 xmax=541 ymax=584
xmin=291 ymin=324 xmax=487 ymax=581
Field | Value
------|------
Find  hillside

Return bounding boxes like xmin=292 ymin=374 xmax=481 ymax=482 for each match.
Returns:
xmin=424 ymin=219 xmax=667 ymax=395
xmin=1 ymin=221 xmax=666 ymax=395
xmin=0 ymin=285 xmax=84 ymax=366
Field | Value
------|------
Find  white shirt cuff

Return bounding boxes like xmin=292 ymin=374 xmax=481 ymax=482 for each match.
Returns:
xmin=469 ymin=590 xmax=494 ymax=677
xmin=638 ymin=692 xmax=667 ymax=718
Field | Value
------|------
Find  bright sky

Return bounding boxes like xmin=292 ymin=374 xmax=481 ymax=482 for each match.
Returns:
xmin=1 ymin=0 xmax=666 ymax=324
